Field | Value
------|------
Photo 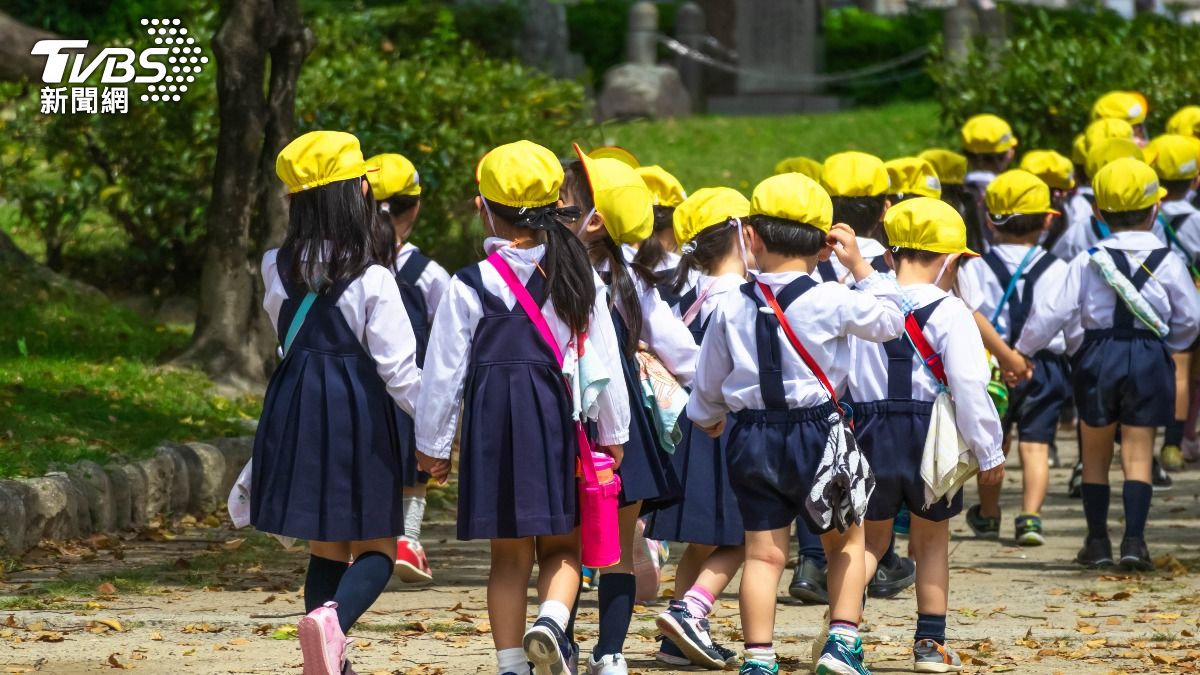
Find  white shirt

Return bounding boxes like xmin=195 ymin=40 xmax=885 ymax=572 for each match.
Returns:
xmin=1016 ymin=230 xmax=1200 ymax=355
xmin=964 ymin=170 xmax=996 ymax=193
xmin=621 ymin=243 xmax=682 ymax=273
xmin=957 ymin=244 xmax=1079 ymax=355
xmin=670 ymin=272 xmax=747 ymax=326
xmin=810 ymin=237 xmax=888 ymax=285
xmin=416 ymin=239 xmax=631 ymax=459
xmin=392 ymin=242 xmax=451 ymax=321
xmin=847 ymin=285 xmax=1006 ymax=471
xmin=261 ymin=248 xmax=421 ymax=416
xmin=687 ymin=271 xmax=904 ymax=427
xmin=1053 ymin=187 xmax=1166 ymax=261
xmin=1159 ymin=199 xmax=1200 ymax=268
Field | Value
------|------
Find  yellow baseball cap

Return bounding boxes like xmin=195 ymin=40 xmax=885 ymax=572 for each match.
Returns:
xmin=1071 ymin=133 xmax=1088 ymax=167
xmin=884 ymin=197 xmax=977 ymax=257
xmin=1086 ymin=137 xmax=1144 ymax=180
xmin=277 ymin=130 xmax=368 ymax=194
xmin=1084 ymin=118 xmax=1134 ymax=156
xmin=1093 ymin=157 xmax=1166 ymax=212
xmin=1019 ymin=150 xmax=1076 ymax=190
xmin=366 ymin=153 xmax=421 ymax=200
xmin=774 ymin=156 xmax=824 ymax=182
xmin=1146 ymin=134 xmax=1200 ymax=181
xmin=750 ymin=173 xmax=833 ymax=233
xmin=1166 ymin=106 xmax=1200 ymax=138
xmin=478 ymin=140 xmax=563 ymax=209
xmin=961 ymin=114 xmax=1018 ymax=154
xmin=672 ymin=187 xmax=751 ymax=246
xmin=574 ymin=143 xmax=654 ymax=244
xmin=985 ymin=170 xmax=1059 ymax=217
xmin=884 ymin=157 xmax=942 ymax=199
xmin=919 ymin=149 xmax=967 ymax=185
xmin=1091 ymin=91 xmax=1148 ymax=125
xmin=821 ymin=151 xmax=889 ymax=198
xmin=588 ymin=145 xmax=641 ymax=168
xmin=636 ymin=165 xmax=688 ymax=208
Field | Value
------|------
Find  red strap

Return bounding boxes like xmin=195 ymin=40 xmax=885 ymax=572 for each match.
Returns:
xmin=756 ymin=280 xmax=841 ymax=411
xmin=904 ymin=313 xmax=948 ymax=386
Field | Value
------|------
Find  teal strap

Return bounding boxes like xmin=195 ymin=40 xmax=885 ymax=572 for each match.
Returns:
xmin=1158 ymin=213 xmax=1200 ymax=282
xmin=283 ymin=292 xmax=317 ymax=355
xmin=989 ymin=247 xmax=1039 ymax=330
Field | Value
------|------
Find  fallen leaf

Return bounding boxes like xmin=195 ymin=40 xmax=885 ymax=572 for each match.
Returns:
xmin=1111 ymin=591 xmax=1133 ymax=601
xmin=96 ymin=619 xmax=124 ymax=633
xmin=149 ymin=632 xmax=162 ymax=641
xmin=1106 ymin=617 xmax=1122 ymax=625
xmin=222 ymin=538 xmax=245 ymax=551
xmin=106 ymin=653 xmax=130 ymax=670
xmin=96 ymin=583 xmax=117 ymax=596
xmin=259 ymin=595 xmax=276 ymax=604
xmin=1079 ymin=626 xmax=1099 ymax=635
xmin=229 ymin=638 xmax=249 ymax=646
xmin=36 ymin=631 xmax=64 ymax=642
xmin=1153 ymin=653 xmax=1179 ymax=666
xmin=271 ymin=625 xmax=298 ymax=640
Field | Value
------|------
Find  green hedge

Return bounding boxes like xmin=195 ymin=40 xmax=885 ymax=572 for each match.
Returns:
xmin=824 ymin=8 xmax=940 ymax=105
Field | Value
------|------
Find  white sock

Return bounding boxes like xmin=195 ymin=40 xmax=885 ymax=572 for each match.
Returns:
xmin=537 ymin=600 xmax=571 ymax=632
xmin=747 ymin=645 xmax=777 ymax=667
xmin=403 ymin=495 xmax=426 ymax=541
xmin=497 ymin=647 xmax=529 ymax=674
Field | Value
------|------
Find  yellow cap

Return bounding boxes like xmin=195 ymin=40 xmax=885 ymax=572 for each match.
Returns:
xmin=478 ymin=140 xmax=563 ymax=209
xmin=1019 ymin=150 xmax=1076 ymax=190
xmin=774 ymin=156 xmax=824 ymax=182
xmin=276 ymin=130 xmax=368 ymax=194
xmin=985 ymin=170 xmax=1059 ymax=217
xmin=884 ymin=197 xmax=978 ymax=257
xmin=1071 ymin=134 xmax=1088 ymax=167
xmin=821 ymin=151 xmax=889 ymax=198
xmin=1091 ymin=91 xmax=1148 ymax=125
xmin=1086 ymin=137 xmax=1144 ymax=180
xmin=672 ymin=187 xmax=751 ymax=246
xmin=1146 ymin=134 xmax=1200 ymax=181
xmin=365 ymin=153 xmax=421 ymax=200
xmin=588 ymin=146 xmax=641 ymax=168
xmin=918 ymin=149 xmax=967 ymax=185
xmin=1084 ymin=118 xmax=1134 ymax=157
xmin=574 ymin=143 xmax=654 ymax=244
xmin=884 ymin=157 xmax=942 ymax=199
xmin=961 ymin=114 xmax=1018 ymax=154
xmin=1093 ymin=157 xmax=1166 ymax=212
xmin=1166 ymin=106 xmax=1200 ymax=138
xmin=636 ymin=165 xmax=688 ymax=208
xmin=750 ymin=173 xmax=833 ymax=233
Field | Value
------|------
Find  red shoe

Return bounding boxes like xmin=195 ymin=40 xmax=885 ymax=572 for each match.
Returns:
xmin=393 ymin=538 xmax=433 ymax=583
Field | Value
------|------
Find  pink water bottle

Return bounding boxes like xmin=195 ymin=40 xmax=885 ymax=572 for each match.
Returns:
xmin=577 ymin=426 xmax=622 ymax=569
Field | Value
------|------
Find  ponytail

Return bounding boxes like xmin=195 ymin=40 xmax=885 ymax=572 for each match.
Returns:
xmin=671 ymin=220 xmax=738 ymax=294
xmin=371 ymin=209 xmax=398 ymax=269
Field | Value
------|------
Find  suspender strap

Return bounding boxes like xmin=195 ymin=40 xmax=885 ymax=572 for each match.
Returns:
xmin=397 ymin=251 xmax=431 ymax=285
xmin=283 ymin=292 xmax=317 ymax=355
xmin=1104 ymin=248 xmax=1169 ymax=330
xmin=903 ymin=299 xmax=949 ymax=388
xmin=1162 ymin=213 xmax=1200 ymax=280
xmin=485 ymin=252 xmax=563 ymax=365
xmin=816 ymin=260 xmax=838 ymax=283
xmin=870 ymin=256 xmax=891 ymax=274
xmin=753 ymin=278 xmax=842 ymax=416
xmin=1009 ymin=253 xmax=1057 ymax=343
xmin=883 ymin=299 xmax=945 ymax=397
xmin=740 ymin=277 xmax=819 ymax=409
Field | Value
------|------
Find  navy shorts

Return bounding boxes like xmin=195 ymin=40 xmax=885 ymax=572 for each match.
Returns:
xmin=854 ymin=400 xmax=963 ymax=523
xmin=725 ymin=402 xmax=837 ymax=534
xmin=1004 ymin=351 xmax=1071 ymax=444
xmin=1072 ymin=331 xmax=1175 ymax=428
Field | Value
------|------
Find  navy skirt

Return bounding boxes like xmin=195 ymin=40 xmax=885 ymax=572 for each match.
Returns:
xmin=394 ymin=407 xmax=430 ymax=488
xmin=1072 ymin=330 xmax=1175 ymax=428
xmin=644 ymin=413 xmax=743 ymax=546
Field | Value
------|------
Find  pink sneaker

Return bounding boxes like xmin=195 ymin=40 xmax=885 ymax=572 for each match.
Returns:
xmin=632 ymin=519 xmax=661 ymax=603
xmin=1182 ymin=436 xmax=1200 ymax=463
xmin=393 ymin=538 xmax=433 ymax=583
xmin=298 ymin=601 xmax=347 ymax=675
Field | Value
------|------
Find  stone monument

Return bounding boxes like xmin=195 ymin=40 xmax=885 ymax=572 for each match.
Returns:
xmin=596 ymin=2 xmax=692 ymax=121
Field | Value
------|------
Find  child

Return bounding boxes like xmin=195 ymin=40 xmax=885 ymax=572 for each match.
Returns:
xmin=632 ymin=164 xmax=689 ymax=288
xmin=1015 ymin=157 xmax=1200 ymax=570
xmin=1091 ymin=91 xmax=1149 ymax=144
xmin=1018 ymin=150 xmax=1075 ymax=253
xmin=957 ymin=170 xmax=1076 ymax=545
xmin=1053 ymin=137 xmax=1147 ymax=262
xmin=920 ymin=149 xmax=970 ymax=219
xmin=884 ymin=156 xmax=942 ymax=203
xmin=365 ymin=152 xmax=451 ymax=582
xmin=253 ymin=130 xmax=422 ymax=675
xmin=775 ymin=156 xmax=824 ymax=182
xmin=851 ymin=197 xmax=1005 ymax=672
xmin=415 ymin=140 xmax=630 ymax=675
xmin=645 ymin=187 xmax=752 ymax=670
xmin=688 ymin=172 xmax=906 ymax=675
xmin=814 ymin=152 xmax=892 ymax=285
xmin=961 ymin=114 xmax=1019 ymax=252
xmin=562 ymin=146 xmax=699 ymax=675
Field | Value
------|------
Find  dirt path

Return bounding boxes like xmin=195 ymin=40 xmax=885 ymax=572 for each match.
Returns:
xmin=2 ymin=442 xmax=1198 ymax=674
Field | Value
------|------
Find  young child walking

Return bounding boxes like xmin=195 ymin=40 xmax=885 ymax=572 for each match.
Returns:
xmin=957 ymin=170 xmax=1077 ymax=546
xmin=252 ymin=130 xmax=422 ymax=675
xmin=415 ymin=140 xmax=630 ymax=675
xmin=366 ymin=152 xmax=451 ymax=582
xmin=643 ymin=187 xmax=753 ymax=670
xmin=688 ymin=173 xmax=906 ymax=675
xmin=961 ymin=114 xmax=1019 ymax=252
xmin=1016 ymin=158 xmax=1200 ymax=570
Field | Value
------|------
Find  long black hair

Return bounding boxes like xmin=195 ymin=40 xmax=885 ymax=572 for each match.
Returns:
xmin=672 ymin=219 xmax=738 ymax=294
xmin=563 ymin=161 xmax=643 ymax=357
xmin=630 ymin=205 xmax=676 ymax=287
xmin=282 ymin=176 xmax=376 ymax=292
xmin=486 ymin=200 xmax=595 ymax=335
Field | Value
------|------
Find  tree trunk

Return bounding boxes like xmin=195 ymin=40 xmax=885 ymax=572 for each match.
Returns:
xmin=0 ymin=10 xmax=64 ymax=82
xmin=177 ymin=0 xmax=313 ymax=390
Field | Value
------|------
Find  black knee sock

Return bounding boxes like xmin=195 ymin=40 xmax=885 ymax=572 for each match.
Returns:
xmin=1122 ymin=480 xmax=1153 ymax=541
xmin=595 ymin=573 xmax=636 ymax=658
xmin=566 ymin=579 xmax=581 ymax=644
xmin=305 ymin=554 xmax=349 ymax=613
xmin=1080 ymin=483 xmax=1111 ymax=541
xmin=331 ymin=552 xmax=392 ymax=634
xmin=880 ymin=533 xmax=900 ymax=567
xmin=915 ymin=613 xmax=946 ymax=644
xmin=1164 ymin=419 xmax=1184 ymax=447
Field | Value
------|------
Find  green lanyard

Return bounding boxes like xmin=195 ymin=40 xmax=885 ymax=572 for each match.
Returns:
xmin=1157 ymin=213 xmax=1200 ymax=284
xmin=283 ymin=292 xmax=317 ymax=355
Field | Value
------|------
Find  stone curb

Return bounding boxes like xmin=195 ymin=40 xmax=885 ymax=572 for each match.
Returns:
xmin=0 ymin=437 xmax=254 ymax=557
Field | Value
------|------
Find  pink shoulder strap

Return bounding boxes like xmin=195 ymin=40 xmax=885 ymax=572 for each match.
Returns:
xmin=486 ymin=251 xmax=564 ymax=367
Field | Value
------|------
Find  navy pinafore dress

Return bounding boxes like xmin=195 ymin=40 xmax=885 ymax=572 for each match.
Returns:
xmin=251 ymin=250 xmax=406 ymax=542
xmin=455 ymin=265 xmax=579 ymax=540
xmin=393 ymin=251 xmax=432 ymax=487
xmin=644 ymin=285 xmax=744 ymax=546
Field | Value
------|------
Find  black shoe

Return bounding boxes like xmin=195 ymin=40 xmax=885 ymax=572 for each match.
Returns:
xmin=1119 ymin=537 xmax=1153 ymax=572
xmin=1075 ymin=536 xmax=1114 ymax=568
xmin=1068 ymin=461 xmax=1083 ymax=499
xmin=788 ymin=555 xmax=828 ymax=604
xmin=1151 ymin=457 xmax=1173 ymax=491
xmin=868 ymin=555 xmax=916 ymax=599
xmin=965 ymin=504 xmax=1001 ymax=538
xmin=1048 ymin=441 xmax=1060 ymax=468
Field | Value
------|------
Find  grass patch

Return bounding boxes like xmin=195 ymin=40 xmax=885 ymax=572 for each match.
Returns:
xmin=598 ymin=100 xmax=945 ymax=192
xmin=0 ymin=596 xmax=89 ymax=611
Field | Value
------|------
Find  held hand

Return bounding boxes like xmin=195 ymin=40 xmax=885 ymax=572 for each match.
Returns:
xmin=700 ymin=418 xmax=726 ymax=438
xmin=977 ymin=465 xmax=1005 ymax=486
xmin=826 ymin=224 xmax=872 ymax=280
xmin=599 ymin=444 xmax=624 ymax=469
xmin=995 ymin=346 xmax=1026 ymax=378
xmin=417 ymin=453 xmax=451 ymax=483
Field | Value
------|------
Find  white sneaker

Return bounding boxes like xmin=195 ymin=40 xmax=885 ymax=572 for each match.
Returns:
xmin=585 ymin=653 xmax=628 ymax=675
xmin=811 ymin=608 xmax=830 ymax=668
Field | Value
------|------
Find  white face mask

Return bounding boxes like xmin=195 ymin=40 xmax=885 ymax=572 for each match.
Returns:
xmin=575 ymin=207 xmax=597 ymax=238
xmin=933 ymin=253 xmax=959 ymax=288
xmin=480 ymin=194 xmax=498 ymax=237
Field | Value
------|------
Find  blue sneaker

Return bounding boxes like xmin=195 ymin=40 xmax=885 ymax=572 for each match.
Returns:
xmin=815 ymin=634 xmax=871 ymax=675
xmin=655 ymin=600 xmax=726 ymax=669
xmin=581 ymin=566 xmax=596 ymax=592
xmin=740 ymin=661 xmax=779 ymax=675
xmin=894 ymin=506 xmax=911 ymax=536
xmin=524 ymin=617 xmax=571 ymax=675
xmin=655 ymin=636 xmax=690 ymax=666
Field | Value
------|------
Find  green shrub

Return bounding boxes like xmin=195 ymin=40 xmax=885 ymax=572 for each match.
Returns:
xmin=930 ymin=4 xmax=1200 ymax=152
xmin=823 ymin=8 xmax=940 ymax=106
